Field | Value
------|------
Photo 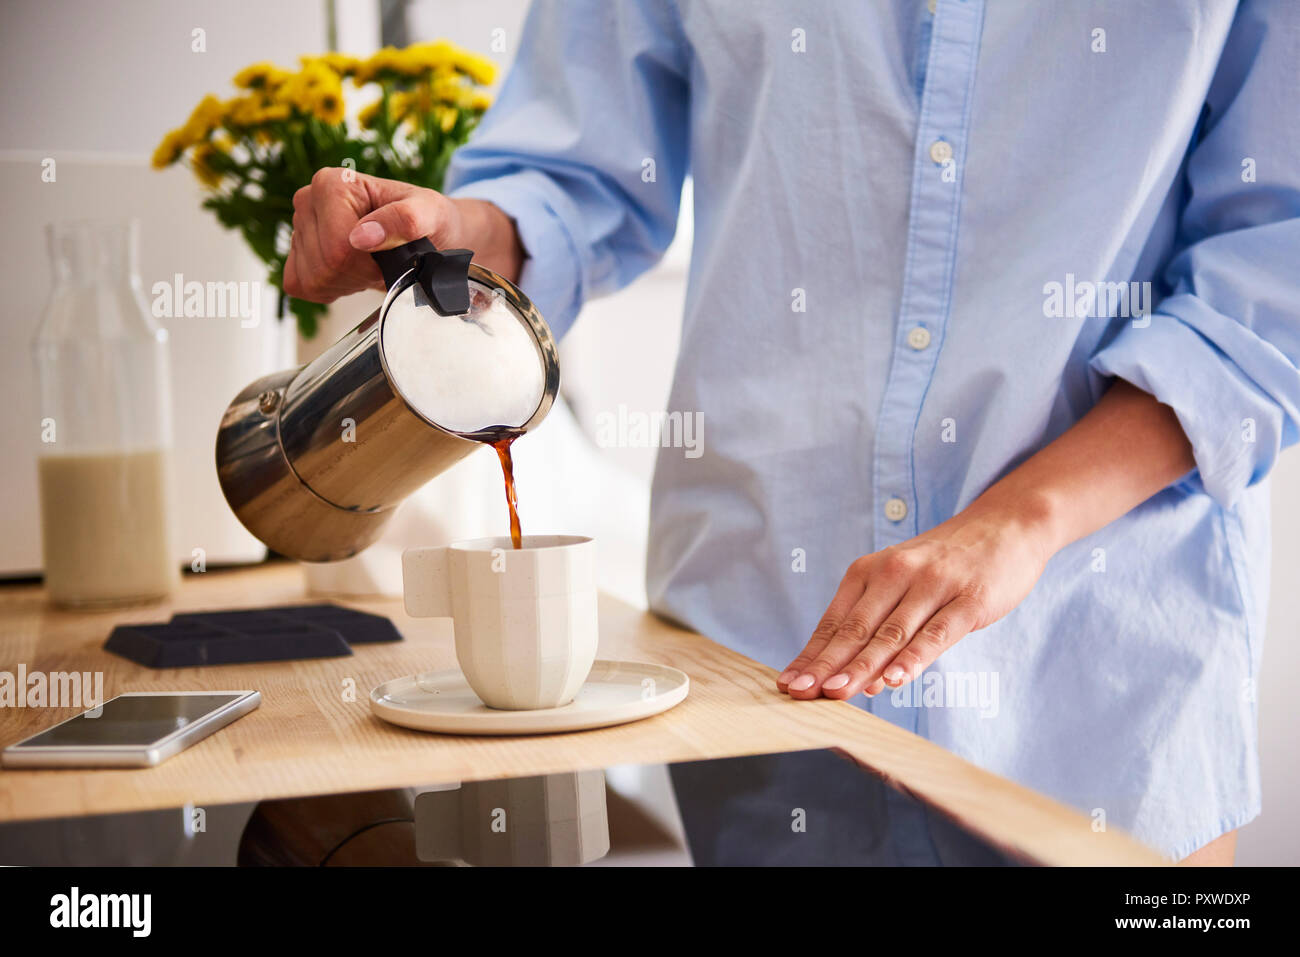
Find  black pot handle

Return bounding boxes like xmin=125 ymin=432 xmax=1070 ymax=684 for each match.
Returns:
xmin=371 ymin=238 xmax=474 ymax=316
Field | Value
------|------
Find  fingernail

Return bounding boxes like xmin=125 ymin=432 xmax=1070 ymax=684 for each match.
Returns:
xmin=883 ymin=665 xmax=905 ymax=684
xmin=777 ymin=669 xmax=797 ymax=685
xmin=349 ymin=220 xmax=386 ymax=249
xmin=789 ymin=674 xmax=815 ymax=692
xmin=822 ymin=674 xmax=850 ymax=691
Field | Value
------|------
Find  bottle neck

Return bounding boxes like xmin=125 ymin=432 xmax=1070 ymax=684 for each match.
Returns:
xmin=47 ymin=221 xmax=138 ymax=286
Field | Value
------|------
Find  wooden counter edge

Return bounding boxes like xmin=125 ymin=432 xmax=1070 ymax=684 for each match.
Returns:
xmin=0 ymin=565 xmax=1168 ymax=866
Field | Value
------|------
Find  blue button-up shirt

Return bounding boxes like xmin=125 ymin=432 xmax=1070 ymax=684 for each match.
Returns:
xmin=447 ymin=0 xmax=1299 ymax=858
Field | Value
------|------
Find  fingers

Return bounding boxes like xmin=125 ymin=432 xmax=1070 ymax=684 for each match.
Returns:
xmin=878 ymin=593 xmax=985 ymax=688
xmin=283 ymin=240 xmax=304 ymax=302
xmin=788 ymin=523 xmax=1018 ymax=704
xmin=777 ymin=559 xmax=868 ymax=692
xmin=823 ymin=592 xmax=986 ymax=701
xmin=283 ymin=167 xmax=452 ymax=302
xmin=313 ymin=171 xmax=372 ymax=271
xmin=286 ymin=178 xmax=342 ymax=302
xmin=784 ymin=554 xmax=919 ymax=700
xmin=357 ymin=169 xmax=430 ymax=209
xmin=285 ymin=192 xmax=329 ymax=302
xmin=797 ymin=585 xmax=945 ymax=700
xmin=350 ymin=192 xmax=455 ymax=252
xmin=300 ymin=188 xmax=340 ymax=295
xmin=351 ymin=167 xmax=455 ymax=251
xmin=287 ymin=187 xmax=354 ymax=303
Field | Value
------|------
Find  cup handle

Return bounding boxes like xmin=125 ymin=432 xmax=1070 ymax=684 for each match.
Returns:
xmin=402 ymin=546 xmax=452 ymax=617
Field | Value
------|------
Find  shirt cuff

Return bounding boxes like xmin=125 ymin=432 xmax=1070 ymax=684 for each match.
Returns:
xmin=448 ymin=170 xmax=585 ymax=341
xmin=1089 ymin=304 xmax=1286 ymax=508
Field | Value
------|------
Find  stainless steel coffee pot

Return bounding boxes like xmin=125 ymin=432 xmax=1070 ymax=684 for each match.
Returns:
xmin=215 ymin=239 xmax=560 ymax=562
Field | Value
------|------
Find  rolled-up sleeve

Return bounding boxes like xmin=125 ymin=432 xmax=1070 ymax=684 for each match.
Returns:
xmin=444 ymin=0 xmax=690 ymax=340
xmin=1090 ymin=0 xmax=1300 ymax=508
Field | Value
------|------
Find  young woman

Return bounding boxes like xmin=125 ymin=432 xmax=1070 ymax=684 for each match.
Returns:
xmin=285 ymin=1 xmax=1299 ymax=864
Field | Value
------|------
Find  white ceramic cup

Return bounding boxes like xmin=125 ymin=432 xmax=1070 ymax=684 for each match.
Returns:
xmin=402 ymin=535 xmax=598 ymax=710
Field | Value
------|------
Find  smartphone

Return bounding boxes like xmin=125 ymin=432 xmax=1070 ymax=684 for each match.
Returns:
xmin=1 ymin=691 xmax=260 ymax=769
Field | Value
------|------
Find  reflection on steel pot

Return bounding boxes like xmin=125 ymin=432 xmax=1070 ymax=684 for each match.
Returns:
xmin=215 ymin=239 xmax=560 ymax=562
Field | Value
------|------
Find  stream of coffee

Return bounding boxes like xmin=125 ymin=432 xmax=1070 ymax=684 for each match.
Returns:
xmin=491 ymin=435 xmax=522 ymax=549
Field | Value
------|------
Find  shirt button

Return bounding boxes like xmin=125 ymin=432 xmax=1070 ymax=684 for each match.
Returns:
xmin=929 ymin=139 xmax=953 ymax=164
xmin=884 ymin=498 xmax=909 ymax=522
xmin=907 ymin=326 xmax=931 ymax=350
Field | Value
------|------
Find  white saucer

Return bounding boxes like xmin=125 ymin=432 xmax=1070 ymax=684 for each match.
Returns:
xmin=370 ymin=659 xmax=690 ymax=735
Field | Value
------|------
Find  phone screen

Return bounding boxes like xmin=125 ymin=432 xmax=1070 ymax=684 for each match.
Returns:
xmin=11 ymin=693 xmax=247 ymax=748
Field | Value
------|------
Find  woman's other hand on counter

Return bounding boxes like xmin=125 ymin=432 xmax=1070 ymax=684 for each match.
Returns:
xmin=780 ymin=379 xmax=1195 ymax=700
xmin=778 ymin=495 xmax=1052 ymax=700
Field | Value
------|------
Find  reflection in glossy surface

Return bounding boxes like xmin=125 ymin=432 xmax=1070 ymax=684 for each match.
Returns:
xmin=414 ymin=770 xmax=609 ymax=867
xmin=407 ymin=751 xmax=1027 ymax=867
xmin=670 ymin=749 xmax=1026 ymax=866
xmin=212 ymin=749 xmax=1034 ymax=866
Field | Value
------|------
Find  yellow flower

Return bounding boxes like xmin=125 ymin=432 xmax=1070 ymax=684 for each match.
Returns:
xmin=181 ymin=94 xmax=224 ymax=143
xmin=303 ymin=52 xmax=362 ymax=77
xmin=399 ymin=40 xmax=495 ymax=84
xmin=357 ymin=98 xmax=383 ymax=129
xmin=451 ymin=48 xmax=496 ymax=85
xmin=310 ymin=84 xmax=346 ymax=124
xmin=381 ymin=91 xmax=410 ymax=131
xmin=354 ymin=41 xmax=494 ymax=85
xmin=272 ymin=78 xmax=307 ymax=112
xmin=233 ymin=62 xmax=291 ymax=91
xmin=403 ymin=40 xmax=493 ymax=83
xmin=233 ymin=62 xmax=270 ymax=87
xmin=426 ymin=74 xmax=491 ymax=112
xmin=225 ymin=94 xmax=289 ymax=127
xmin=225 ymin=95 xmax=263 ymax=127
xmin=354 ymin=46 xmax=402 ymax=84
xmin=151 ymin=128 xmax=187 ymax=169
xmin=430 ymin=74 xmax=463 ymax=104
xmin=260 ymin=101 xmax=291 ymax=122
xmin=399 ymin=40 xmax=455 ymax=74
xmin=396 ymin=84 xmax=465 ymax=131
xmin=222 ymin=98 xmax=246 ymax=125
xmin=378 ymin=76 xmax=487 ymax=133
xmin=190 ymin=142 xmax=224 ymax=189
xmin=275 ymin=61 xmax=339 ymax=114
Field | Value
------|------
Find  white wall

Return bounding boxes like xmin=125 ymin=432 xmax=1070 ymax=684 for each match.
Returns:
xmin=0 ymin=0 xmax=329 ymax=155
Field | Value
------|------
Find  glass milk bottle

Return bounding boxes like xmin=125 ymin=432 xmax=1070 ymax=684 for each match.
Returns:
xmin=33 ymin=221 xmax=179 ymax=606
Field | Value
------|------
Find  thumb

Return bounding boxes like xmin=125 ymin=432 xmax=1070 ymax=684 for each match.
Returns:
xmin=348 ymin=179 xmax=453 ymax=253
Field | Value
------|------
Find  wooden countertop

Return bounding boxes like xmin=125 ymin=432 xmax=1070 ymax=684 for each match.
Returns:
xmin=0 ymin=563 xmax=1164 ymax=865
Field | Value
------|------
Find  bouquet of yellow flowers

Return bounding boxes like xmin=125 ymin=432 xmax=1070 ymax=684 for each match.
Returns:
xmin=152 ymin=41 xmax=496 ymax=337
